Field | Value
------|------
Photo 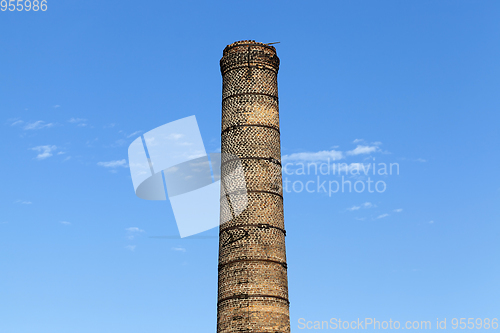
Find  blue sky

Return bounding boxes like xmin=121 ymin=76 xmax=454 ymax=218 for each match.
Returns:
xmin=1 ymin=1 xmax=499 ymax=332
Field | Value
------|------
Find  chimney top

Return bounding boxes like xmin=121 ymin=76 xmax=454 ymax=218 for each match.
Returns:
xmin=224 ymin=40 xmax=277 ymax=53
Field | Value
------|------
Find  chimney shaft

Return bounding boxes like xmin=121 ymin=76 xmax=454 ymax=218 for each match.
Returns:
xmin=217 ymin=40 xmax=290 ymax=333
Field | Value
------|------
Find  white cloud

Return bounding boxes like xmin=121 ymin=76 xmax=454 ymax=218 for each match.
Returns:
xmin=172 ymin=247 xmax=186 ymax=252
xmin=68 ymin=118 xmax=86 ymax=123
xmin=11 ymin=120 xmax=23 ymax=126
xmin=126 ymin=227 xmax=144 ymax=233
xmin=401 ymin=157 xmax=426 ymax=163
xmin=107 ymin=139 xmax=127 ymax=148
xmin=163 ymin=166 xmax=179 ymax=174
xmin=346 ymin=145 xmax=380 ymax=156
xmin=54 ymin=105 xmax=60 ymax=108
xmin=60 ymin=221 xmax=71 ymax=225
xmin=393 ymin=208 xmax=403 ymax=213
xmin=68 ymin=118 xmax=88 ymax=127
xmin=126 ymin=227 xmax=145 ymax=240
xmin=347 ymin=202 xmax=375 ymax=211
xmin=15 ymin=200 xmax=32 ymax=205
xmin=282 ymin=149 xmax=343 ymax=162
xmin=127 ymin=131 xmax=142 ymax=138
xmin=24 ymin=121 xmax=54 ymax=130
xmin=125 ymin=245 xmax=136 ymax=251
xmin=377 ymin=213 xmax=389 ymax=219
xmin=277 ymin=140 xmax=387 ymax=165
xmin=429 ymin=220 xmax=434 ymax=224
xmin=85 ymin=138 xmax=99 ymax=147
xmin=168 ymin=133 xmax=184 ymax=140
xmin=31 ymin=145 xmax=57 ymax=160
xmin=97 ymin=159 xmax=127 ymax=168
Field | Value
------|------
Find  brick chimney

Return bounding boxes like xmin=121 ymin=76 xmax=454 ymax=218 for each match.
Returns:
xmin=218 ymin=40 xmax=290 ymax=333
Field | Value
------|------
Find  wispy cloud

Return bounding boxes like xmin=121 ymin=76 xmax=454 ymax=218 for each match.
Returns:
xmin=346 ymin=145 xmax=380 ymax=156
xmin=126 ymin=227 xmax=144 ymax=233
xmin=24 ymin=120 xmax=54 ymax=130
xmin=283 ymin=140 xmax=384 ymax=163
xmin=31 ymin=145 xmax=57 ymax=160
xmin=68 ymin=118 xmax=87 ymax=126
xmin=60 ymin=221 xmax=71 ymax=225
xmin=377 ymin=213 xmax=389 ymax=219
xmin=107 ymin=139 xmax=127 ymax=148
xmin=68 ymin=118 xmax=85 ymax=122
xmin=347 ymin=202 xmax=375 ymax=211
xmin=15 ymin=200 xmax=32 ymax=204
xmin=127 ymin=131 xmax=142 ymax=138
xmin=126 ymin=227 xmax=145 ymax=240
xmin=11 ymin=120 xmax=23 ymax=126
xmin=54 ymin=105 xmax=61 ymax=108
xmin=125 ymin=245 xmax=136 ymax=251
xmin=86 ymin=138 xmax=99 ymax=147
xmin=168 ymin=133 xmax=184 ymax=140
xmin=393 ymin=208 xmax=403 ymax=213
xmin=172 ymin=247 xmax=186 ymax=252
xmin=97 ymin=159 xmax=127 ymax=168
xmin=282 ymin=149 xmax=343 ymax=162
xmin=429 ymin=220 xmax=434 ymax=224
xmin=402 ymin=157 xmax=427 ymax=163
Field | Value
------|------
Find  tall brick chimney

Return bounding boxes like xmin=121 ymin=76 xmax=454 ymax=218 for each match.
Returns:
xmin=217 ymin=40 xmax=290 ymax=333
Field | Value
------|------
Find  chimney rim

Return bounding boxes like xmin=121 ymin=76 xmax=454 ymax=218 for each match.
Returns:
xmin=223 ymin=40 xmax=277 ymax=54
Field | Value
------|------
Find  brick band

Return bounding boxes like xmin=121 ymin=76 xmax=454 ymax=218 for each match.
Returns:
xmin=221 ymin=190 xmax=283 ymax=200
xmin=220 ymin=223 xmax=286 ymax=236
xmin=222 ymin=92 xmax=279 ymax=103
xmin=221 ymin=123 xmax=280 ymax=136
xmin=221 ymin=156 xmax=281 ymax=167
xmin=217 ymin=294 xmax=290 ymax=306
xmin=218 ymin=258 xmax=288 ymax=271
xmin=221 ymin=64 xmax=279 ymax=77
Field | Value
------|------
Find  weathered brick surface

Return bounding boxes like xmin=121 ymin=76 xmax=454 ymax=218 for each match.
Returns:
xmin=218 ymin=40 xmax=290 ymax=333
